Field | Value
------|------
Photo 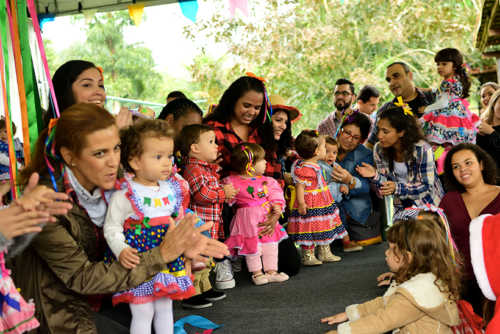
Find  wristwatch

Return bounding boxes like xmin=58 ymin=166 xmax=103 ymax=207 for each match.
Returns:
xmin=348 ymin=177 xmax=356 ymax=189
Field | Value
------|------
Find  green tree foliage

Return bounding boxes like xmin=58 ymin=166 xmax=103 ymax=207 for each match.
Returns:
xmin=47 ymin=11 xmax=164 ymax=102
xmin=185 ymin=0 xmax=493 ymax=132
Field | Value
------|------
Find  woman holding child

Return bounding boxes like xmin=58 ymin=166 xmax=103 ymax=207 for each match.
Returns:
xmin=329 ymin=112 xmax=377 ymax=248
xmin=11 ymin=103 xmax=228 ymax=333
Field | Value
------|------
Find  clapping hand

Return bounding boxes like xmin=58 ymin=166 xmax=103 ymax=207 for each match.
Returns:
xmin=16 ymin=173 xmax=72 ymax=221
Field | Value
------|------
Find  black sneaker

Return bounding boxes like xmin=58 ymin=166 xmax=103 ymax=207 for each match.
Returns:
xmin=201 ymin=289 xmax=226 ymax=302
xmin=181 ymin=295 xmax=213 ymax=309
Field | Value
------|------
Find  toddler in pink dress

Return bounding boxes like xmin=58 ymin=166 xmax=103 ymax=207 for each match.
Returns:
xmin=223 ymin=143 xmax=289 ymax=286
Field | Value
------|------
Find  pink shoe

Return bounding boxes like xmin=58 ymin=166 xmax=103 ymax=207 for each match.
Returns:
xmin=252 ymin=273 xmax=269 ymax=286
xmin=266 ymin=272 xmax=289 ymax=283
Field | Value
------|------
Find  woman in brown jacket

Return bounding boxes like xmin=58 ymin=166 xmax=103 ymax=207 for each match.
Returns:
xmin=11 ymin=103 xmax=228 ymax=333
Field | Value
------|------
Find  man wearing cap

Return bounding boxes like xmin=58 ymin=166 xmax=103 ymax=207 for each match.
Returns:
xmin=317 ymin=78 xmax=356 ymax=138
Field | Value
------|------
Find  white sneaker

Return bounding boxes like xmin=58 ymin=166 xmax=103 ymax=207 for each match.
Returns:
xmin=215 ymin=259 xmax=236 ymax=289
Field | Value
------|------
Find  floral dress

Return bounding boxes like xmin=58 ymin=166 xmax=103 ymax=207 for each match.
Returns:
xmin=287 ymin=160 xmax=347 ymax=246
xmin=0 ymin=251 xmax=39 ymax=333
xmin=223 ymin=175 xmax=288 ymax=256
xmin=421 ymin=77 xmax=479 ymax=174
xmin=104 ymin=175 xmax=195 ymax=305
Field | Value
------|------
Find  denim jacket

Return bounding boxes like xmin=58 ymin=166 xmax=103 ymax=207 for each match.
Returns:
xmin=337 ymin=144 xmax=374 ymax=224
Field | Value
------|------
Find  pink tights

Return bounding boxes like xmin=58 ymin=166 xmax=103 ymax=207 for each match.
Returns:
xmin=245 ymin=243 xmax=278 ymax=273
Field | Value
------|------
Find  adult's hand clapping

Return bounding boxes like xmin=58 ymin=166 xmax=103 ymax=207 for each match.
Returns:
xmin=0 ymin=173 xmax=72 ymax=240
xmin=159 ymin=213 xmax=229 ymax=264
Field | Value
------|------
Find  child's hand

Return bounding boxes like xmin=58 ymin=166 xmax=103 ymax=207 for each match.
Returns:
xmin=377 ymin=271 xmax=395 ymax=286
xmin=119 ymin=247 xmax=140 ymax=269
xmin=298 ymin=202 xmax=307 ymax=215
xmin=321 ymin=312 xmax=348 ymax=325
xmin=0 ymin=205 xmax=50 ymax=239
xmin=223 ymin=183 xmax=238 ymax=200
xmin=339 ymin=184 xmax=349 ymax=195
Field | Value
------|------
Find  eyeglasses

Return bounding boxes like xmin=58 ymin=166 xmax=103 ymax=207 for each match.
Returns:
xmin=334 ymin=91 xmax=352 ymax=97
xmin=341 ymin=128 xmax=361 ymax=141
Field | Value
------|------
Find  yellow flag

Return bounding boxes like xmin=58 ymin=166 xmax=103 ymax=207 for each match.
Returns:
xmin=128 ymin=4 xmax=144 ymax=26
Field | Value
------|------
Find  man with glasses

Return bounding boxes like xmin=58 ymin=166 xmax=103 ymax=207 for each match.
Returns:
xmin=318 ymin=78 xmax=356 ymax=137
xmin=366 ymin=62 xmax=434 ymax=149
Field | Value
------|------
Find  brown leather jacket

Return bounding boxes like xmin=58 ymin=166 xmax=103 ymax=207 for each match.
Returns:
xmin=11 ymin=191 xmax=165 ymax=333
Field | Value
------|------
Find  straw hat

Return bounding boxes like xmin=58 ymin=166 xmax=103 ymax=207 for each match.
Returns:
xmin=269 ymin=95 xmax=302 ymax=123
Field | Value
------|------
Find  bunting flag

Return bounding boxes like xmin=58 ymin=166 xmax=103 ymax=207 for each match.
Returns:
xmin=128 ymin=3 xmax=144 ymax=26
xmin=178 ymin=0 xmax=198 ymax=23
xmin=229 ymin=0 xmax=248 ymax=17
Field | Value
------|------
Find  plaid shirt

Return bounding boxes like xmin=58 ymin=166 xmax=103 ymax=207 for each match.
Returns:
xmin=182 ymin=157 xmax=225 ymax=238
xmin=317 ymin=111 xmax=343 ymax=138
xmin=372 ymin=140 xmax=444 ymax=211
xmin=265 ymin=149 xmax=285 ymax=189
xmin=367 ymin=89 xmax=435 ymax=146
xmin=206 ymin=120 xmax=260 ymax=178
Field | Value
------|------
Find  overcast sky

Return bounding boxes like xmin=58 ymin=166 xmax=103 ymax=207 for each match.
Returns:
xmin=41 ymin=2 xmax=228 ymax=78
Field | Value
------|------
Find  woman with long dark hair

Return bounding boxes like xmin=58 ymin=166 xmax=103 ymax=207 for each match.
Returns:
xmin=357 ymin=106 xmax=444 ymax=215
xmin=440 ymin=143 xmax=500 ymax=314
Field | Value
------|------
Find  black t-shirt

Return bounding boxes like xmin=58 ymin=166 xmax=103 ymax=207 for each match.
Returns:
xmin=476 ymin=125 xmax=500 ymax=183
xmin=367 ymin=88 xmax=435 ymax=146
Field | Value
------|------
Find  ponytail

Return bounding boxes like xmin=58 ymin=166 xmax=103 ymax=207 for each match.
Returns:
xmin=457 ymin=66 xmax=470 ymax=99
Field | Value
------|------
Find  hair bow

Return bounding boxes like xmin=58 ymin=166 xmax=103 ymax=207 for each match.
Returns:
xmin=96 ymin=66 xmax=104 ymax=80
xmin=394 ymin=96 xmax=413 ymax=117
xmin=395 ymin=204 xmax=460 ymax=266
xmin=241 ymin=145 xmax=255 ymax=176
xmin=245 ymin=72 xmax=266 ymax=83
